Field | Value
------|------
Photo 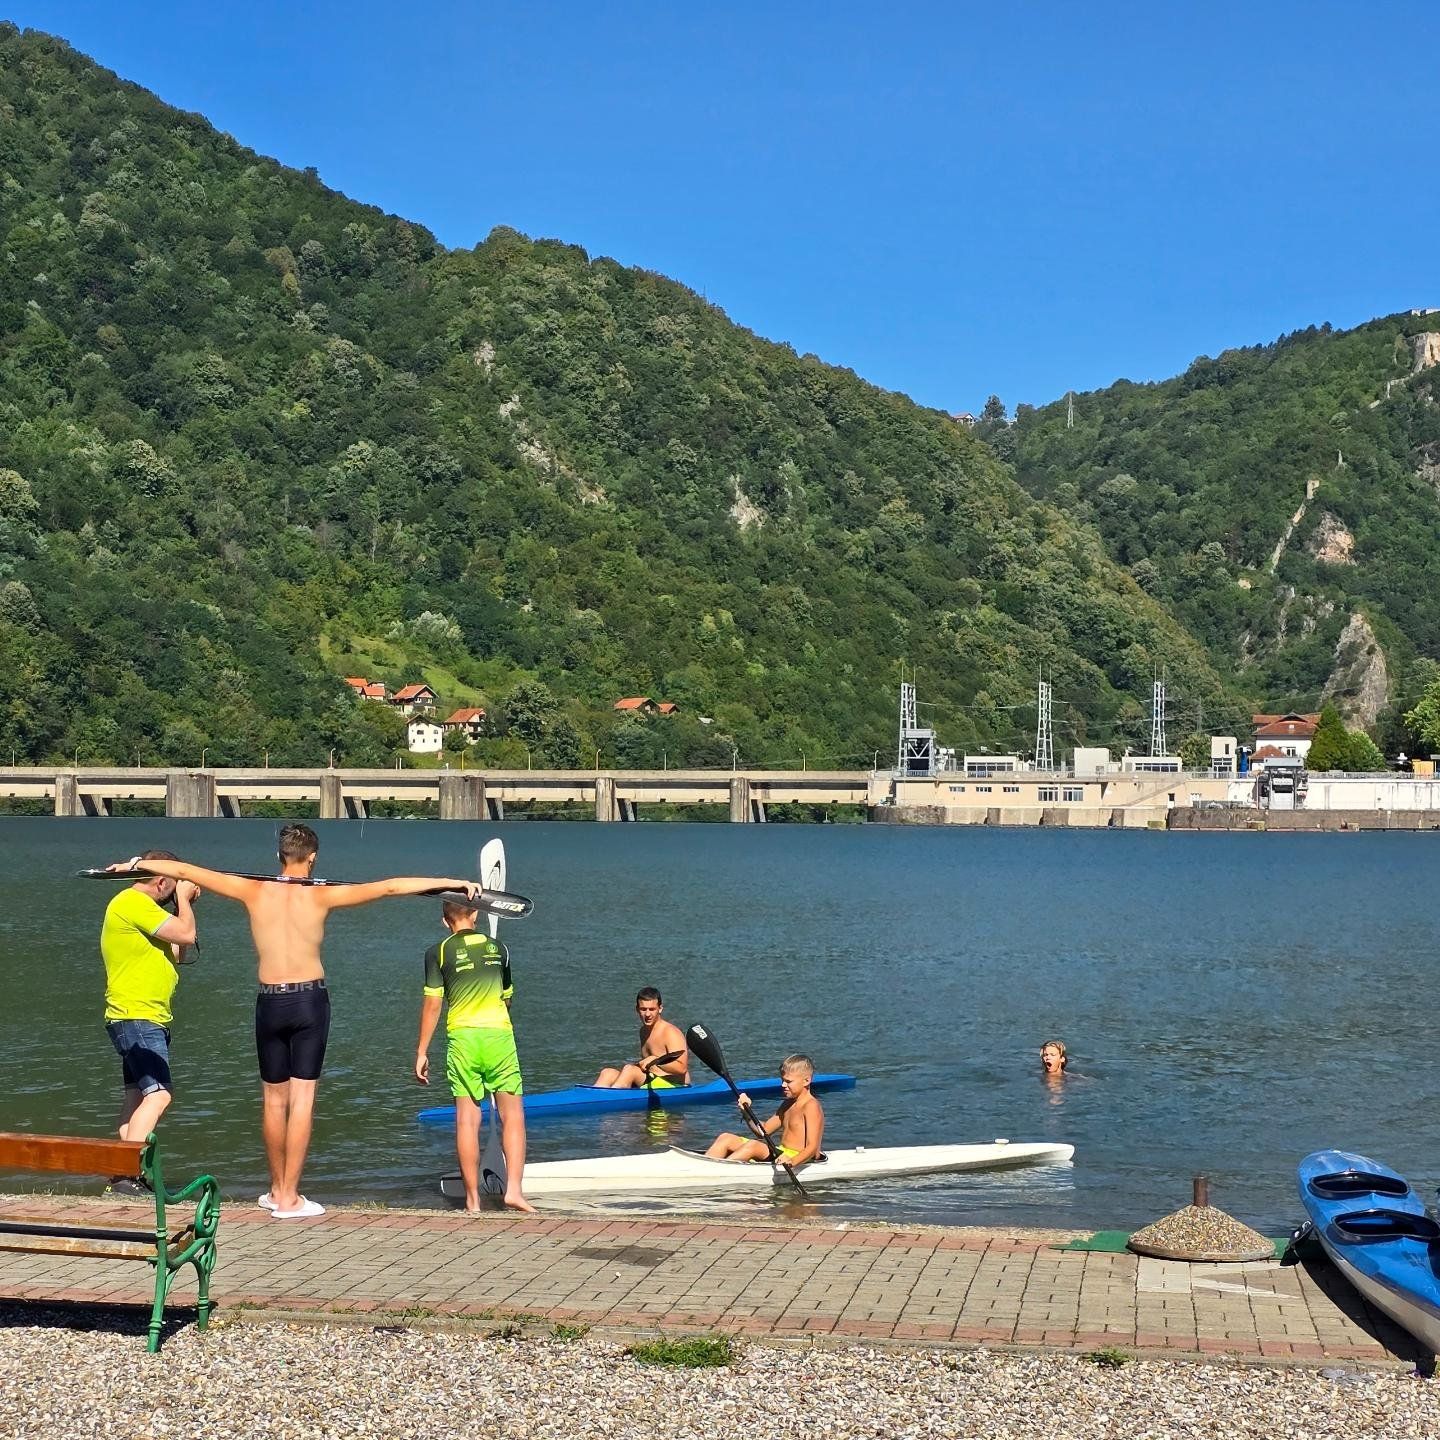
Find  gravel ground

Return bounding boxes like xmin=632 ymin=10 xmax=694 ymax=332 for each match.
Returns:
xmin=1 ymin=1313 xmax=1437 ymax=1440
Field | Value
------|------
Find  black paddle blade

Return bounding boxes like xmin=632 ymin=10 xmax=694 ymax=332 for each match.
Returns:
xmin=685 ymin=1024 xmax=730 ymax=1080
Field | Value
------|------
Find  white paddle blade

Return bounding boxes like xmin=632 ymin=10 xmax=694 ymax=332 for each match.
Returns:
xmin=479 ymin=839 xmax=506 ymax=939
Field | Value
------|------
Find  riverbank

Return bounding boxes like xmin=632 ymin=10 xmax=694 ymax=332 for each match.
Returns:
xmin=0 ymin=1197 xmax=1420 ymax=1369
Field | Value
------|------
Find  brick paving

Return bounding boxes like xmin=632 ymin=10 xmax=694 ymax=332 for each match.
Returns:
xmin=0 ymin=1196 xmax=1423 ymax=1366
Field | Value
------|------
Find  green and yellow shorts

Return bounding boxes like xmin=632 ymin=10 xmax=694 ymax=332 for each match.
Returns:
xmin=446 ymin=1027 xmax=523 ymax=1100
xmin=645 ymin=1075 xmax=684 ymax=1091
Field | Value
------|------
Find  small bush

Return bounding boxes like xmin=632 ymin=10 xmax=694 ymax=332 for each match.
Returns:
xmin=1085 ymin=1347 xmax=1133 ymax=1369
xmin=626 ymin=1334 xmax=736 ymax=1368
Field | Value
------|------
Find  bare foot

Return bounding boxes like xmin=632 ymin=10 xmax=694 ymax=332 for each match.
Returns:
xmin=464 ymin=1204 xmax=482 ymax=1215
xmin=503 ymin=1192 xmax=536 ymax=1214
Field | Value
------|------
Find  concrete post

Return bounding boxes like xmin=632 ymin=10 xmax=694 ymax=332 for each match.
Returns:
xmin=54 ymin=773 xmax=79 ymax=817
xmin=80 ymin=792 xmax=112 ymax=817
xmin=617 ymin=797 xmax=637 ymax=822
xmin=319 ymin=773 xmax=344 ymax=821
xmin=438 ymin=774 xmax=487 ymax=821
xmin=594 ymin=775 xmax=617 ymax=822
xmin=485 ymin=795 xmax=505 ymax=821
xmin=344 ymin=794 xmax=368 ymax=820
xmin=729 ymin=776 xmax=751 ymax=823
xmin=166 ymin=771 xmax=217 ymax=818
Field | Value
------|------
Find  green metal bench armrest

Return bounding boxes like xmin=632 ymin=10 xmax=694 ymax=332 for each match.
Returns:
xmin=138 ymin=1137 xmax=221 ymax=1258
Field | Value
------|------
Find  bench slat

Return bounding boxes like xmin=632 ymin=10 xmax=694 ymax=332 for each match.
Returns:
xmin=0 ymin=1219 xmax=197 ymax=1262
xmin=0 ymin=1131 xmax=144 ymax=1178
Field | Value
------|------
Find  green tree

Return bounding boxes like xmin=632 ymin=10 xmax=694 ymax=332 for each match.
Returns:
xmin=1178 ymin=732 xmax=1209 ymax=770
xmin=1305 ymin=705 xmax=1351 ymax=771
xmin=1403 ymin=678 xmax=1440 ymax=754
xmin=1343 ymin=730 xmax=1385 ymax=771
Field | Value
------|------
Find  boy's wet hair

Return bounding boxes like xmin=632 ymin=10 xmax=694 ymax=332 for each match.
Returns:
xmin=442 ymin=898 xmax=479 ymax=925
xmin=278 ymin=822 xmax=319 ymax=863
xmin=781 ymin=1053 xmax=814 ymax=1077
xmin=636 ymin=986 xmax=662 ymax=1005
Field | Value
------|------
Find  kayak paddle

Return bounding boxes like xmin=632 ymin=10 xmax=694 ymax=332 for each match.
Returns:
xmin=77 ymin=867 xmax=533 ymax=920
xmin=685 ymin=1023 xmax=808 ymax=1196
xmin=477 ymin=837 xmax=508 ymax=1194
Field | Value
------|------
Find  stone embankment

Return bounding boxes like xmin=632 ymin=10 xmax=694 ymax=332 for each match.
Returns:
xmin=1170 ymin=809 xmax=1440 ymax=832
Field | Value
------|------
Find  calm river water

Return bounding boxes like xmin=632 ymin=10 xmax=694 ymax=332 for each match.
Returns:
xmin=2 ymin=818 xmax=1433 ymax=1233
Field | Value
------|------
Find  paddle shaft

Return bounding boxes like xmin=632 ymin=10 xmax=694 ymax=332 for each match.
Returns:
xmin=78 ymin=868 xmax=532 ymax=920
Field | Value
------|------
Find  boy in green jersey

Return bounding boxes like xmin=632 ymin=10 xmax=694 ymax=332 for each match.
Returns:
xmin=415 ymin=900 xmax=533 ymax=1213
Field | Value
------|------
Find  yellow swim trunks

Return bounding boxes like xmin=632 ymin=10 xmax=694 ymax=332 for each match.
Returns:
xmin=645 ymin=1075 xmax=685 ymax=1091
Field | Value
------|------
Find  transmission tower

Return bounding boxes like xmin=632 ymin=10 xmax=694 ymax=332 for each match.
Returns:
xmin=1150 ymin=677 xmax=1167 ymax=757
xmin=1035 ymin=675 xmax=1054 ymax=771
xmin=897 ymin=678 xmax=936 ymax=777
xmin=1066 ymin=392 xmax=1075 ymax=430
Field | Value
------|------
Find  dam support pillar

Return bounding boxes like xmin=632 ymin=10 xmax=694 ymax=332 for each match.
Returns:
xmin=617 ymin=797 xmax=638 ymax=822
xmin=486 ymin=795 xmax=504 ymax=821
xmin=319 ymin=773 xmax=344 ymax=821
xmin=54 ymin=774 xmax=79 ymax=817
xmin=594 ymin=776 xmax=618 ymax=822
xmin=729 ymin=776 xmax=752 ymax=823
xmin=166 ymin=771 xmax=217 ymax=818
xmin=438 ymin=774 xmax=487 ymax=821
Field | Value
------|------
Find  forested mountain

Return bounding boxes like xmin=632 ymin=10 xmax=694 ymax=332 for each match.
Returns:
xmin=0 ymin=25 xmax=1239 ymax=772
xmin=1009 ymin=314 xmax=1440 ymax=752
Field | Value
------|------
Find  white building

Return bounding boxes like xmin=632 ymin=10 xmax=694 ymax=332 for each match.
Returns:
xmin=407 ymin=718 xmax=445 ymax=754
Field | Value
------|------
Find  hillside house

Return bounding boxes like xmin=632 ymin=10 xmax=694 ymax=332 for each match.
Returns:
xmin=613 ymin=697 xmax=657 ymax=715
xmin=951 ymin=412 xmax=978 ymax=428
xmin=407 ymin=718 xmax=444 ymax=754
xmin=657 ymin=702 xmax=680 ymax=715
xmin=390 ymin=683 xmax=438 ymax=716
xmin=442 ymin=707 xmax=487 ymax=743
xmin=1252 ymin=712 xmax=1319 ymax=763
xmin=345 ymin=677 xmax=388 ymax=700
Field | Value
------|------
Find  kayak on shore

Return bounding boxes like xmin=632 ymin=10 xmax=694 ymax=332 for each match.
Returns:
xmin=440 ymin=1139 xmax=1074 ymax=1199
xmin=417 ymin=1072 xmax=858 ymax=1125
xmin=1297 ymin=1148 xmax=1440 ymax=1356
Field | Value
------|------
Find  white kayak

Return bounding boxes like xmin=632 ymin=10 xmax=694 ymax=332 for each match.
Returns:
xmin=443 ymin=1140 xmax=1074 ymax=1200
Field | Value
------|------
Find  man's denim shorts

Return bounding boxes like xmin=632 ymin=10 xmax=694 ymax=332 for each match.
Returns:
xmin=105 ymin=1019 xmax=173 ymax=1096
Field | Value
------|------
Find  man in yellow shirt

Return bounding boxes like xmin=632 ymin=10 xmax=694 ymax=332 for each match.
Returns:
xmin=100 ymin=849 xmax=199 ymax=1157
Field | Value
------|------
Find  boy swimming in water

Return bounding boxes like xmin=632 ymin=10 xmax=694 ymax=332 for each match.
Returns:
xmin=704 ymin=1054 xmax=824 ymax=1167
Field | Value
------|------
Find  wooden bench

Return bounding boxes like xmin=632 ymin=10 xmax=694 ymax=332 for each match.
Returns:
xmin=0 ymin=1131 xmax=220 ymax=1352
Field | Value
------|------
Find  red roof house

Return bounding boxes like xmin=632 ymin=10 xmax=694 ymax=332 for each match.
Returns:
xmin=656 ymin=702 xmax=680 ymax=715
xmin=613 ymin=697 xmax=656 ymax=714
xmin=390 ymin=683 xmax=438 ymax=715
xmin=442 ymin=707 xmax=487 ymax=742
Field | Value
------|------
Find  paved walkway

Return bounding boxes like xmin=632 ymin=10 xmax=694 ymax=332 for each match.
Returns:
xmin=0 ymin=1197 xmax=1422 ymax=1366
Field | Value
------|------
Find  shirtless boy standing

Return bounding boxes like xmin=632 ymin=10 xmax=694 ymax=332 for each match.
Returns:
xmin=592 ymin=987 xmax=689 ymax=1089
xmin=113 ymin=825 xmax=480 ymax=1219
xmin=705 ymin=1054 xmax=824 ymax=1167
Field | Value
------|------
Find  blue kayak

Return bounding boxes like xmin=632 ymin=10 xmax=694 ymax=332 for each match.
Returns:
xmin=417 ymin=1072 xmax=857 ymax=1126
xmin=1297 ymin=1149 xmax=1440 ymax=1355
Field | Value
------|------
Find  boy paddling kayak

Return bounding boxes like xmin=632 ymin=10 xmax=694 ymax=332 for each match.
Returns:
xmin=705 ymin=1054 xmax=824 ymax=1168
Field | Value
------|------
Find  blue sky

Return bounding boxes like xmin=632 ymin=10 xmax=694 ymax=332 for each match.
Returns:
xmin=10 ymin=2 xmax=1439 ymax=412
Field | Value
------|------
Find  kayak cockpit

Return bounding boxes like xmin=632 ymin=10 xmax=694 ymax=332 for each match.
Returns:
xmin=1330 ymin=1208 xmax=1440 ymax=1245
xmin=1308 ymin=1169 xmax=1410 ymax=1201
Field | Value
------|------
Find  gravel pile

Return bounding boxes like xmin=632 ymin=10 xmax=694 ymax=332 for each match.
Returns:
xmin=1 ymin=1313 xmax=1437 ymax=1440
xmin=1128 ymin=1203 xmax=1276 ymax=1262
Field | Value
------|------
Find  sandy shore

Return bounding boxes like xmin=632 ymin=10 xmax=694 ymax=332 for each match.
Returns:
xmin=2 ymin=1310 xmax=1437 ymax=1440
